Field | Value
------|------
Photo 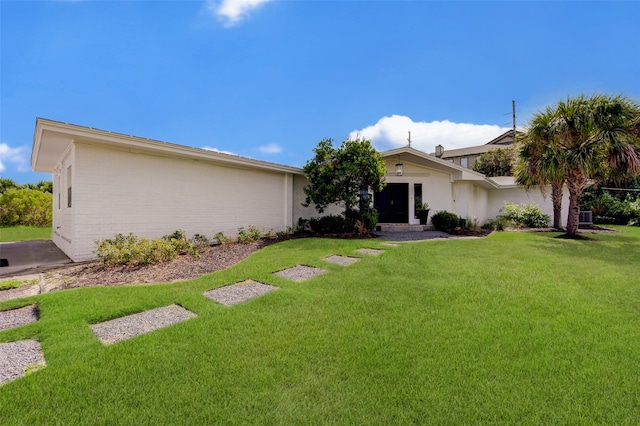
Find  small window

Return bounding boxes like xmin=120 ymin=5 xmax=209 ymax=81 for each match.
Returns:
xmin=461 ymin=157 xmax=469 ymax=168
xmin=67 ymin=166 xmax=72 ymax=208
xmin=447 ymin=159 xmax=454 ymax=163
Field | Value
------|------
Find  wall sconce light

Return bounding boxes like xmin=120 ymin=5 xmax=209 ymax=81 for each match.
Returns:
xmin=435 ymin=144 xmax=444 ymax=158
xmin=395 ymin=163 xmax=403 ymax=176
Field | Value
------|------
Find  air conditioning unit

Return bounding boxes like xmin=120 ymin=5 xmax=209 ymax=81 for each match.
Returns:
xmin=579 ymin=210 xmax=593 ymax=226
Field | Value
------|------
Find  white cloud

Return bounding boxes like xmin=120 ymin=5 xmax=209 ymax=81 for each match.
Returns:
xmin=258 ymin=143 xmax=281 ymax=154
xmin=206 ymin=0 xmax=272 ymax=26
xmin=0 ymin=143 xmax=30 ymax=173
xmin=349 ymin=115 xmax=511 ymax=153
xmin=202 ymin=146 xmax=237 ymax=155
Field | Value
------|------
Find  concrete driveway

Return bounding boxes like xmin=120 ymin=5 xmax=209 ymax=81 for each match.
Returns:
xmin=0 ymin=240 xmax=72 ymax=278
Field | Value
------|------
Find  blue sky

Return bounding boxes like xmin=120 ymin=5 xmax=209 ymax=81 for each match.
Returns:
xmin=2 ymin=0 xmax=639 ymax=184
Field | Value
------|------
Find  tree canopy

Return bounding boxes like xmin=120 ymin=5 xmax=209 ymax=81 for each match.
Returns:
xmin=472 ymin=147 xmax=515 ymax=177
xmin=302 ymin=138 xmax=386 ymax=214
xmin=518 ymin=94 xmax=640 ymax=236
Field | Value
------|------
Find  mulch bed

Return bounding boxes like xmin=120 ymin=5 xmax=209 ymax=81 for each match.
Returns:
xmin=42 ymin=240 xmax=275 ymax=289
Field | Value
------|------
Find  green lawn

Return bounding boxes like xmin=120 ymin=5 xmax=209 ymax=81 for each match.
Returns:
xmin=0 ymin=226 xmax=52 ymax=242
xmin=1 ymin=227 xmax=640 ymax=423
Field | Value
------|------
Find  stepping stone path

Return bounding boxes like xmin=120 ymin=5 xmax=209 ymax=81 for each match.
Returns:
xmin=0 ymin=304 xmax=38 ymax=331
xmin=380 ymin=243 xmax=400 ymax=247
xmin=90 ymin=304 xmax=197 ymax=345
xmin=356 ymin=248 xmax=386 ymax=256
xmin=274 ymin=265 xmax=327 ymax=282
xmin=2 ymin=246 xmax=391 ymax=384
xmin=323 ymin=255 xmax=360 ymax=266
xmin=204 ymin=280 xmax=278 ymax=306
xmin=0 ymin=339 xmax=46 ymax=386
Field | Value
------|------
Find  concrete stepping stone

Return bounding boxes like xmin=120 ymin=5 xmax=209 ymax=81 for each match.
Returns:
xmin=0 ymin=339 xmax=46 ymax=386
xmin=323 ymin=255 xmax=360 ymax=266
xmin=0 ymin=284 xmax=40 ymax=302
xmin=273 ymin=265 xmax=327 ymax=282
xmin=90 ymin=304 xmax=197 ymax=345
xmin=380 ymin=243 xmax=400 ymax=247
xmin=204 ymin=280 xmax=278 ymax=306
xmin=356 ymin=248 xmax=385 ymax=256
xmin=0 ymin=304 xmax=38 ymax=331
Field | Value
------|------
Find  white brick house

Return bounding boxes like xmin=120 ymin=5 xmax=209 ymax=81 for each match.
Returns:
xmin=31 ymin=119 xmax=327 ymax=261
xmin=31 ymin=118 xmax=566 ymax=262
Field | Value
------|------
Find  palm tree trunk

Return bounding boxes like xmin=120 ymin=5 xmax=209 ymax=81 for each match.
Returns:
xmin=565 ymin=171 xmax=587 ymax=236
xmin=551 ymin=181 xmax=563 ymax=230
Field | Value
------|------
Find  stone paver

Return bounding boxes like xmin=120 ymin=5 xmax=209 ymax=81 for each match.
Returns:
xmin=0 ymin=284 xmax=40 ymax=302
xmin=204 ymin=280 xmax=278 ymax=305
xmin=356 ymin=248 xmax=385 ymax=256
xmin=0 ymin=304 xmax=38 ymax=331
xmin=274 ymin=265 xmax=327 ymax=282
xmin=0 ymin=339 xmax=46 ymax=385
xmin=323 ymin=255 xmax=360 ymax=266
xmin=90 ymin=304 xmax=197 ymax=345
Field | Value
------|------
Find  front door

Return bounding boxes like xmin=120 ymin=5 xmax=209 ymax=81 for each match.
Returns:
xmin=374 ymin=183 xmax=409 ymax=223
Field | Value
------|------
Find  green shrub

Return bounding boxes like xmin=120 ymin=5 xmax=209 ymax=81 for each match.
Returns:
xmin=95 ymin=230 xmax=204 ymax=266
xmin=296 ymin=218 xmax=311 ymax=233
xmin=346 ymin=207 xmax=379 ymax=233
xmin=162 ymin=229 xmax=197 ymax=256
xmin=95 ymin=233 xmax=177 ymax=266
xmin=214 ymin=232 xmax=232 ymax=245
xmin=191 ymin=233 xmax=210 ymax=248
xmin=483 ymin=216 xmax=511 ymax=231
xmin=309 ymin=215 xmax=357 ymax=234
xmin=431 ymin=211 xmax=460 ymax=233
xmin=581 ymin=191 xmax=640 ymax=225
xmin=0 ymin=188 xmax=53 ymax=226
xmin=498 ymin=202 xmax=550 ymax=228
xmin=629 ymin=217 xmax=640 ymax=227
xmin=237 ymin=226 xmax=263 ymax=243
xmin=276 ymin=227 xmax=295 ymax=238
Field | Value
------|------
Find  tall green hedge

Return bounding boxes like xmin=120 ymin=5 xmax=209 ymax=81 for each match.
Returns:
xmin=0 ymin=188 xmax=53 ymax=226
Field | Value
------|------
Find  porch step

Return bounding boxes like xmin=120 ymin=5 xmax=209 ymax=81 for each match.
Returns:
xmin=375 ymin=223 xmax=435 ymax=232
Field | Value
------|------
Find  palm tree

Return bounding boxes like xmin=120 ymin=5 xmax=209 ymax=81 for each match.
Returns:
xmin=521 ymin=94 xmax=640 ymax=237
xmin=516 ymin=113 xmax=566 ymax=230
xmin=514 ymin=135 xmax=564 ymax=231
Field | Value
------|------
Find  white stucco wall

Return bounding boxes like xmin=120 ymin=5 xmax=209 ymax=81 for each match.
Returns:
xmin=62 ymin=142 xmax=300 ymax=261
xmin=487 ymin=185 xmax=570 ymax=227
xmin=453 ymin=182 xmax=490 ymax=226
xmin=381 ymin=160 xmax=454 ymax=224
xmin=291 ymin=175 xmax=343 ymax=224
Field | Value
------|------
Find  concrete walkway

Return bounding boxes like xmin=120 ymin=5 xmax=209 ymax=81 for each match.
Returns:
xmin=0 ymin=240 xmax=72 ymax=278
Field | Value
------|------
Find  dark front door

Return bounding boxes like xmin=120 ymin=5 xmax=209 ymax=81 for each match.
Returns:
xmin=374 ymin=183 xmax=409 ymax=223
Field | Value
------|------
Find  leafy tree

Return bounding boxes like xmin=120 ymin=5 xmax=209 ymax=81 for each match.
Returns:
xmin=303 ymin=138 xmax=386 ymax=219
xmin=1 ymin=178 xmax=53 ymax=194
xmin=519 ymin=94 xmax=640 ymax=236
xmin=0 ymin=178 xmax=19 ymax=194
xmin=472 ymin=146 xmax=515 ymax=177
xmin=0 ymin=188 xmax=53 ymax=226
xmin=23 ymin=180 xmax=53 ymax=193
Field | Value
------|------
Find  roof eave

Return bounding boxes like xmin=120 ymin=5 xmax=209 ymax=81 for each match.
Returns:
xmin=31 ymin=118 xmax=303 ymax=175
